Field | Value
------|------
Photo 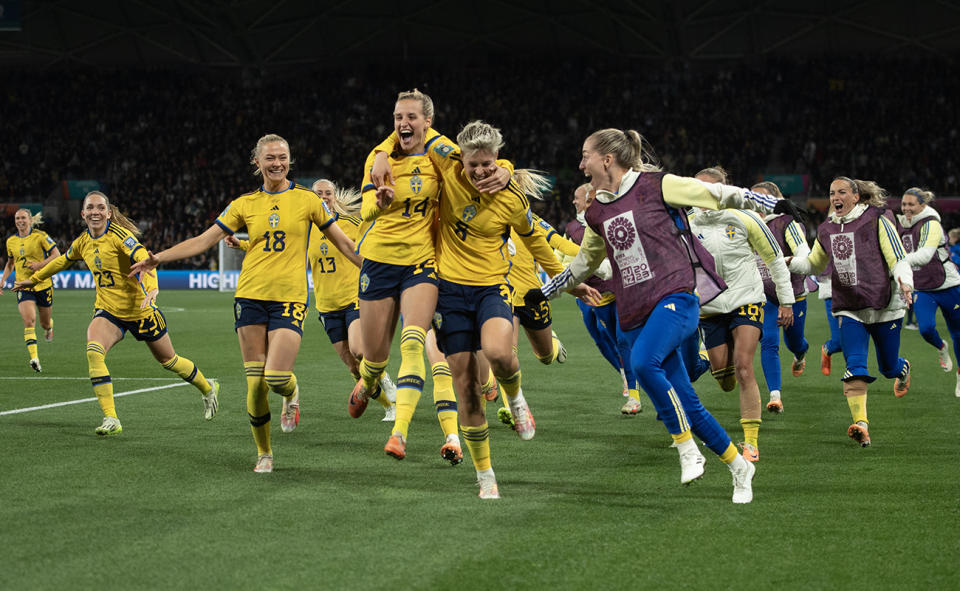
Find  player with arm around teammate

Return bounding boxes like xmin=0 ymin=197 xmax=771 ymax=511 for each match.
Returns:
xmin=131 ymin=134 xmax=360 ymax=472
xmin=15 ymin=192 xmax=219 ymax=436
xmin=1 ymin=209 xmax=60 ymax=372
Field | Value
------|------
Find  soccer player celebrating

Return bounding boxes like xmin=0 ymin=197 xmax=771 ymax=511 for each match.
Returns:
xmin=130 ymin=134 xmax=360 ymax=472
xmin=535 ymin=128 xmax=792 ymax=503
xmin=1 ymin=209 xmax=60 ymax=372
xmin=897 ymin=187 xmax=960 ymax=395
xmin=750 ymin=181 xmax=811 ymax=412
xmin=789 ymin=177 xmax=913 ymax=447
xmin=14 ymin=192 xmax=219 ymax=436
xmin=688 ymin=167 xmax=795 ymax=463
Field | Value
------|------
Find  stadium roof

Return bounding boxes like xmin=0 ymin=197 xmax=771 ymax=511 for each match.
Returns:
xmin=2 ymin=0 xmax=959 ymax=69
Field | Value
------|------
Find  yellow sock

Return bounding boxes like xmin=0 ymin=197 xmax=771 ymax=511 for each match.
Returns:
xmin=628 ymin=388 xmax=642 ymax=402
xmin=461 ymin=423 xmax=491 ymax=471
xmin=497 ymin=369 xmax=522 ymax=399
xmin=719 ymin=443 xmax=738 ymax=464
xmin=86 ymin=341 xmax=116 ymax=418
xmin=264 ymin=370 xmax=298 ymax=400
xmin=711 ymin=366 xmax=737 ymax=392
xmin=671 ymin=429 xmax=693 ymax=445
xmin=393 ymin=327 xmax=427 ymax=438
xmin=24 ymin=327 xmax=38 ymax=360
xmin=482 ymin=367 xmax=497 ymax=395
xmin=536 ymin=337 xmax=559 ymax=365
xmin=741 ymin=418 xmax=761 ymax=448
xmin=245 ymin=361 xmax=270 ymax=456
xmin=359 ymin=357 xmax=389 ymax=391
xmin=161 ymin=354 xmax=212 ymax=394
xmin=847 ymin=394 xmax=868 ymax=424
xmin=431 ymin=362 xmax=458 ymax=438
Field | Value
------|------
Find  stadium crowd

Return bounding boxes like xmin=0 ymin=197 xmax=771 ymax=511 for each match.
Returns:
xmin=2 ymin=55 xmax=958 ymax=268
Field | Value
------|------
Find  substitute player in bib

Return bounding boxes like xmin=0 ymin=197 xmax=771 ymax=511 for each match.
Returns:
xmin=688 ymin=167 xmax=795 ymax=463
xmin=750 ymin=181 xmax=811 ymax=413
xmin=131 ymin=134 xmax=360 ymax=472
xmin=356 ymin=90 xmax=509 ymax=464
xmin=1 ymin=209 xmax=60 ymax=372
xmin=14 ymin=192 xmax=219 ymax=436
xmin=897 ymin=187 xmax=960 ymax=395
xmin=789 ymin=177 xmax=913 ymax=447
xmin=535 ymin=128 xmax=797 ymax=503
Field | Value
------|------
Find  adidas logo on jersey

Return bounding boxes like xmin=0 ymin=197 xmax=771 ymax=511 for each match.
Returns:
xmin=271 ymin=205 xmax=279 ymax=211
xmin=664 ymin=303 xmax=676 ymax=311
xmin=412 ymin=167 xmax=421 ymax=174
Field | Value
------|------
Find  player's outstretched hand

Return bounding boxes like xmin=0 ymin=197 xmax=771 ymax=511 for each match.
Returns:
xmin=140 ymin=288 xmax=159 ymax=310
xmin=571 ymin=283 xmax=602 ymax=306
xmin=370 ymin=151 xmax=395 ymax=188
xmin=376 ymin=186 xmax=395 ymax=209
xmin=129 ymin=252 xmax=160 ymax=277
xmin=13 ymin=279 xmax=35 ymax=291
xmin=224 ymin=235 xmax=243 ymax=250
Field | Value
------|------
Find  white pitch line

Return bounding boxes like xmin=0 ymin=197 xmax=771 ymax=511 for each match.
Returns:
xmin=0 ymin=382 xmax=190 ymax=416
xmin=0 ymin=377 xmax=180 ymax=380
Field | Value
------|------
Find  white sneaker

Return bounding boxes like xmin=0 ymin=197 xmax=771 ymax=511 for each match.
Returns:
xmin=44 ymin=328 xmax=53 ymax=342
xmin=382 ymin=404 xmax=396 ymax=422
xmin=380 ymin=373 xmax=398 ymax=403
xmin=254 ymin=454 xmax=273 ymax=473
xmin=29 ymin=358 xmax=41 ymax=373
xmin=477 ymin=470 xmax=500 ymax=499
xmin=202 ymin=380 xmax=220 ymax=420
xmin=955 ymin=372 xmax=960 ymax=398
xmin=508 ymin=391 xmax=536 ymax=441
xmin=678 ymin=443 xmax=705 ymax=485
xmin=553 ymin=331 xmax=567 ymax=363
xmin=280 ymin=386 xmax=300 ymax=433
xmin=95 ymin=416 xmax=122 ymax=436
xmin=730 ymin=456 xmax=756 ymax=504
xmin=620 ymin=396 xmax=642 ymax=415
xmin=937 ymin=342 xmax=953 ymax=372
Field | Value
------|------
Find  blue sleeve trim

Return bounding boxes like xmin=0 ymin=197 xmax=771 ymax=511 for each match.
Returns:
xmin=362 ymin=184 xmax=376 ymax=192
xmin=129 ymin=244 xmax=143 ymax=263
xmin=215 ymin=220 xmax=235 ymax=235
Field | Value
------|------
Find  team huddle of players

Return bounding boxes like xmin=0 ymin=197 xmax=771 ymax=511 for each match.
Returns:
xmin=7 ymin=89 xmax=959 ymax=505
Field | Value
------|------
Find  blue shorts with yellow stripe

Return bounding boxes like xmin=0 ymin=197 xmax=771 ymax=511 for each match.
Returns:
xmin=433 ymin=279 xmax=513 ymax=355
xmin=357 ymin=258 xmax=437 ymax=301
xmin=234 ymin=298 xmax=307 ymax=335
xmin=17 ymin=287 xmax=53 ymax=308
xmin=94 ymin=307 xmax=168 ymax=342
xmin=318 ymin=302 xmax=360 ymax=344
xmin=700 ymin=302 xmax=764 ymax=350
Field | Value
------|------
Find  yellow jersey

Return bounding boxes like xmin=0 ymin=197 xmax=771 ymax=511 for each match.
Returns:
xmin=6 ymin=229 xmax=57 ymax=291
xmin=358 ymin=138 xmax=442 ymax=266
xmin=426 ymin=141 xmax=566 ymax=286
xmin=216 ymin=181 xmax=335 ymax=304
xmin=34 ymin=221 xmax=157 ymax=320
xmin=309 ymin=214 xmax=361 ymax=313
xmin=508 ymin=215 xmax=580 ymax=306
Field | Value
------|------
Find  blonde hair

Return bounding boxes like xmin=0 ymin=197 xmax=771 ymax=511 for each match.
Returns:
xmin=312 ymin=179 xmax=361 ymax=216
xmin=396 ymin=88 xmax=435 ymax=120
xmin=948 ymin=228 xmax=960 ymax=242
xmin=513 ymin=170 xmax=553 ymax=201
xmin=15 ymin=208 xmax=43 ymax=228
xmin=903 ymin=187 xmax=935 ymax=204
xmin=695 ymin=165 xmax=729 ymax=184
xmin=586 ymin=128 xmax=662 ymax=173
xmin=456 ymin=120 xmax=505 ymax=155
xmin=833 ymin=176 xmax=888 ymax=208
xmin=751 ymin=181 xmax=784 ymax=198
xmin=83 ymin=191 xmax=141 ymax=236
xmin=250 ymin=133 xmax=293 ymax=177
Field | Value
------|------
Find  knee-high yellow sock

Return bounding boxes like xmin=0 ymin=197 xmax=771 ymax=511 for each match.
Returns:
xmin=359 ymin=357 xmax=389 ymax=392
xmin=24 ymin=327 xmax=38 ymax=360
xmin=161 ymin=354 xmax=212 ymax=394
xmin=431 ymin=361 xmax=458 ymax=438
xmin=740 ymin=418 xmax=761 ymax=448
xmin=497 ymin=369 xmax=522 ymax=399
xmin=847 ymin=395 xmax=868 ymax=424
xmin=536 ymin=337 xmax=559 ymax=365
xmin=711 ymin=366 xmax=737 ymax=392
xmin=461 ymin=423 xmax=491 ymax=471
xmin=245 ymin=361 xmax=270 ymax=456
xmin=86 ymin=341 xmax=115 ymax=418
xmin=264 ymin=370 xmax=298 ymax=401
xmin=393 ymin=327 xmax=426 ymax=438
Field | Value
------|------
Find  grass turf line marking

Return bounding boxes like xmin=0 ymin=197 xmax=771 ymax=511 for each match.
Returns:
xmin=1 ymin=382 xmax=190 ymax=416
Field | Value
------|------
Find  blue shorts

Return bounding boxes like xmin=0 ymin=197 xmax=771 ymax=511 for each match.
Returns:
xmin=700 ymin=302 xmax=764 ymax=350
xmin=94 ymin=307 xmax=168 ymax=342
xmin=234 ymin=298 xmax=306 ymax=335
xmin=514 ymin=299 xmax=552 ymax=331
xmin=318 ymin=303 xmax=360 ymax=344
xmin=358 ymin=258 xmax=438 ymax=301
xmin=433 ymin=279 xmax=513 ymax=355
xmin=17 ymin=287 xmax=53 ymax=308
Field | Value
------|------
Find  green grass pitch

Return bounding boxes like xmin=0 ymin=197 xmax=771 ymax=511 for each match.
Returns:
xmin=1 ymin=290 xmax=957 ymax=589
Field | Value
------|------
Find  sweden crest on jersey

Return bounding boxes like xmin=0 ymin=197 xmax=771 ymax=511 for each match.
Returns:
xmin=410 ymin=175 xmax=423 ymax=194
xmin=462 ymin=205 xmax=477 ymax=222
xmin=724 ymin=224 xmax=737 ymax=239
xmin=320 ymin=243 xmax=328 ymax=256
xmin=360 ymin=273 xmax=370 ymax=293
xmin=269 ymin=212 xmax=280 ymax=228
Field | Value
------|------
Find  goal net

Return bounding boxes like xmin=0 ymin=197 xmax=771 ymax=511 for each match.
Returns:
xmin=217 ymin=233 xmax=247 ymax=292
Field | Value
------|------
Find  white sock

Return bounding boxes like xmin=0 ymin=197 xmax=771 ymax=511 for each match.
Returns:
xmin=769 ymin=389 xmax=781 ymax=401
xmin=729 ymin=454 xmax=747 ymax=473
